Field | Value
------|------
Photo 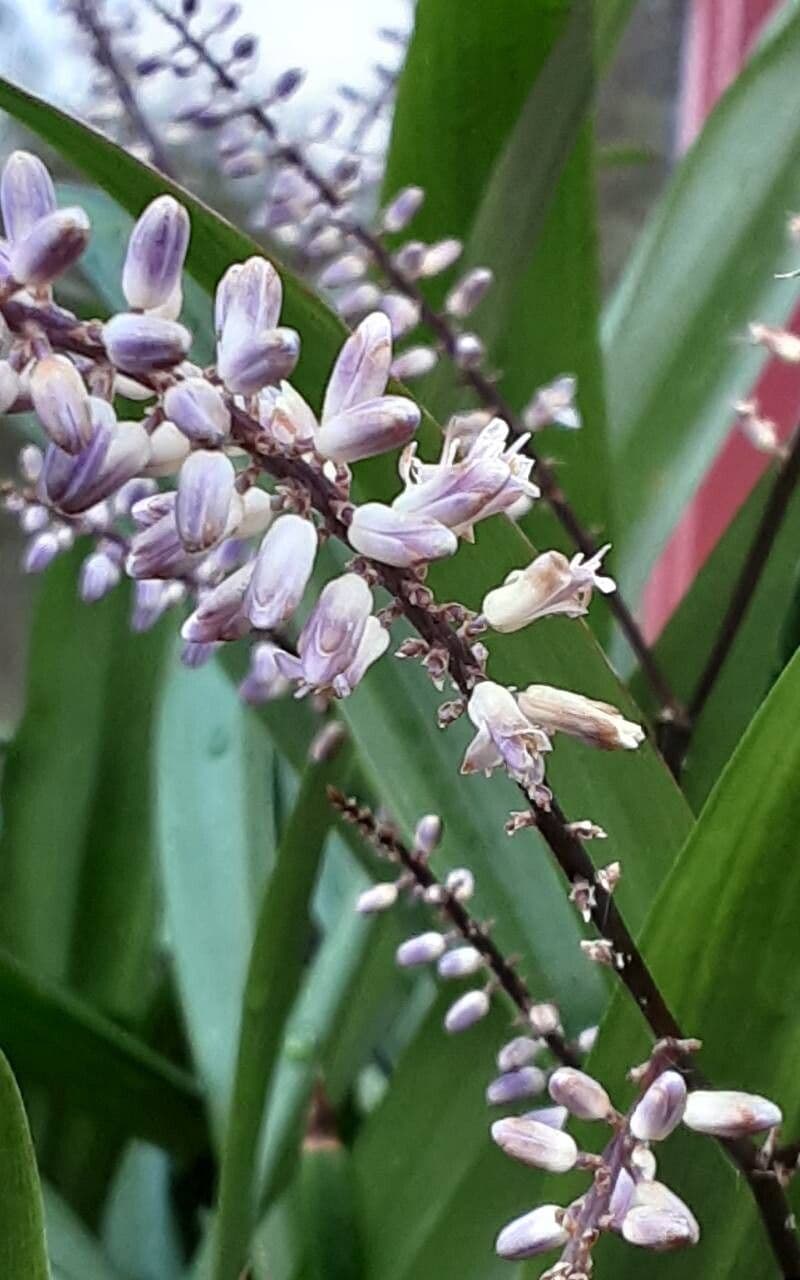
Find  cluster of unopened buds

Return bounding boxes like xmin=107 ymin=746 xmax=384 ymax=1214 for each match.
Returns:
xmin=491 ymin=1046 xmax=783 ymax=1272
xmin=0 ymin=148 xmax=642 ymax=801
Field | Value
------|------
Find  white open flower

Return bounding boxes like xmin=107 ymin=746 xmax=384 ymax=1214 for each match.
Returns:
xmin=460 ymin=682 xmax=551 ymax=794
xmin=482 ymin=546 xmax=615 ymax=633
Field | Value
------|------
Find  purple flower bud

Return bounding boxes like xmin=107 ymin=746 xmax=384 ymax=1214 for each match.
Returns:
xmin=437 ymin=945 xmax=483 ymax=979
xmin=218 ymin=327 xmax=300 ymax=395
xmin=182 ymin=563 xmax=254 ymax=643
xmin=378 ymin=292 xmax=420 ymax=338
xmin=413 ymin=814 xmax=442 ymax=854
xmin=41 ymin=400 xmax=150 ymax=515
xmin=497 ymin=1036 xmax=543 ymax=1073
xmin=273 ymin=572 xmax=374 ymax=694
xmin=181 ymin=641 xmax=219 ymax=668
xmin=317 ymin=397 xmax=420 ymax=465
xmin=236 ymin=488 xmax=274 ymax=538
xmin=176 ymin=449 xmax=237 ymax=552
xmin=131 ymin=578 xmax=185 ymax=631
xmin=396 ymin=931 xmax=447 ymax=968
xmin=390 ymin=346 xmax=438 ymax=380
xmin=356 ymin=882 xmax=398 ymax=914
xmin=622 ymin=1183 xmax=699 ymax=1251
xmin=338 ymin=282 xmax=382 ymax=320
xmin=144 ymin=421 xmax=191 ymax=477
xmin=523 ymin=1105 xmax=568 ymax=1130
xmin=20 ymin=503 xmax=49 ymax=534
xmin=79 ymin=549 xmax=121 ymax=603
xmin=1 ymin=151 xmax=56 ymax=244
xmin=19 ymin=444 xmax=44 ymax=484
xmin=10 ymin=206 xmax=90 ymax=287
xmin=486 ymin=1067 xmax=546 ymax=1106
xmin=244 ymin=512 xmax=317 ymax=629
xmin=322 ymin=312 xmax=392 ymax=420
xmin=347 ymin=501 xmax=455 ymax=566
xmin=335 ymin=615 xmax=390 ymax=698
xmin=103 ymin=313 xmax=192 ymax=374
xmin=127 ymin=512 xmax=200 ymax=581
xmin=630 ymin=1071 xmax=687 ymax=1142
xmin=0 ymin=361 xmax=21 ymax=414
xmin=419 ymin=238 xmax=461 ymax=278
xmin=123 ymin=196 xmax=190 ymax=311
xmin=444 ymin=989 xmax=490 ymax=1033
xmin=381 ymin=185 xmax=425 ymax=234
xmin=608 ymin=1168 xmax=636 ymax=1230
xmin=453 ymin=332 xmax=485 ymax=369
xmin=548 ymin=1067 xmax=612 ymax=1121
xmin=495 ymin=1205 xmax=568 ymax=1260
xmin=491 ymin=1117 xmax=577 ymax=1172
xmin=682 ymin=1090 xmax=781 ymax=1138
xmin=163 ymin=377 xmax=231 ymax=445
xmin=318 ymin=253 xmax=367 ymax=289
xmin=23 ymin=529 xmax=61 ymax=573
xmin=215 ymin=255 xmax=282 ymax=341
xmin=239 ymin=640 xmax=289 ymax=704
xmin=445 ymin=267 xmax=493 ymax=319
xmin=131 ymin=490 xmax=177 ymax=528
xmin=30 ymin=355 xmax=92 ymax=454
xmin=271 ymin=66 xmax=306 ymax=100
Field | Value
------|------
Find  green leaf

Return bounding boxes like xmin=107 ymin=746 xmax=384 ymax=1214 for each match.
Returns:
xmin=579 ymin=645 xmax=800 ymax=1279
xmin=0 ymin=1048 xmax=49 ymax=1279
xmin=631 ymin=469 xmax=800 ymax=808
xmin=0 ymin=944 xmax=205 ymax=1159
xmin=604 ymin=10 xmax=800 ymax=609
xmin=211 ymin=745 xmax=352 ymax=1280
xmin=44 ymin=1186 xmax=126 ymax=1280
xmin=155 ymin=648 xmax=276 ymax=1132
xmin=300 ymin=1136 xmax=362 ymax=1280
xmin=595 ymin=0 xmax=640 ymax=67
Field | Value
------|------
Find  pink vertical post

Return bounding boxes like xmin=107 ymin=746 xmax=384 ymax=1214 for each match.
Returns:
xmin=641 ymin=0 xmax=800 ymax=641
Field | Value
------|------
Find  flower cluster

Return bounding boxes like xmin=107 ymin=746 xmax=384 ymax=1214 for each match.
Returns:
xmin=492 ymin=1042 xmax=783 ymax=1273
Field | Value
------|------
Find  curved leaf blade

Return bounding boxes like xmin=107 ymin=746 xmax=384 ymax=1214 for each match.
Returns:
xmin=0 ymin=1048 xmax=50 ymax=1280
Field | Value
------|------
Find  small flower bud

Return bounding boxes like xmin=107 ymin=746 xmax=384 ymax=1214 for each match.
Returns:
xmin=390 ymin=346 xmax=438 ymax=380
xmin=181 ymin=563 xmax=253 ymax=643
xmin=379 ymin=292 xmax=420 ymax=338
xmin=19 ymin=444 xmax=44 ymax=485
xmin=413 ymin=814 xmax=442 ymax=854
xmin=445 ymin=867 xmax=474 ymax=901
xmin=163 ymin=377 xmax=230 ymax=445
xmin=10 ymin=206 xmax=90 ymax=286
xmin=524 ymin=1105 xmax=568 ymax=1130
xmin=318 ymin=252 xmax=367 ymax=289
xmin=419 ymin=237 xmax=461 ymax=277
xmin=453 ymin=331 xmax=485 ymax=369
xmin=490 ymin=1116 xmax=578 ymax=1172
xmin=144 ymin=421 xmax=191 ymax=477
xmin=123 ymin=195 xmax=190 ymax=311
xmin=245 ymin=512 xmax=318 ymax=629
xmin=548 ymin=1067 xmax=612 ymax=1121
xmin=577 ymin=1025 xmax=599 ymax=1055
xmin=395 ymin=931 xmax=447 ymax=968
xmin=444 ymin=989 xmax=490 ymax=1033
xmin=381 ymin=185 xmax=425 ymax=234
xmin=1 ymin=151 xmax=56 ymax=243
xmin=682 ymin=1089 xmax=782 ymax=1138
xmin=356 ymin=882 xmax=398 ymax=914
xmin=437 ymin=946 xmax=483 ymax=980
xmin=175 ymin=449 xmax=237 ymax=552
xmin=103 ymin=313 xmax=192 ymax=374
xmin=497 ymin=1036 xmax=543 ymax=1072
xmin=218 ymin=327 xmax=300 ymax=395
xmin=347 ymin=501 xmax=454 ymax=565
xmin=79 ymin=549 xmax=121 ymax=603
xmin=486 ymin=1067 xmax=546 ymax=1106
xmin=318 ymin=396 xmax=420 ymax=464
xmin=622 ymin=1182 xmax=699 ymax=1251
xmin=495 ymin=1205 xmax=568 ymax=1260
xmin=749 ymin=322 xmax=800 ymax=363
xmin=30 ymin=355 xmax=92 ymax=454
xmin=630 ymin=1071 xmax=687 ymax=1142
xmin=236 ymin=487 xmax=274 ymax=538
xmin=527 ymin=1002 xmax=561 ymax=1036
xmin=23 ymin=529 xmax=61 ymax=573
xmin=445 ymin=267 xmax=494 ymax=318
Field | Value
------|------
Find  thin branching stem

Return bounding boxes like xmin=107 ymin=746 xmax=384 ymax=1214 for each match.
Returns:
xmin=146 ymin=0 xmax=683 ymax=723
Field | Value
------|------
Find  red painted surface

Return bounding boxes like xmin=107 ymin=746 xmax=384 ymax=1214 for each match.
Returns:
xmin=641 ymin=0 xmax=800 ymax=640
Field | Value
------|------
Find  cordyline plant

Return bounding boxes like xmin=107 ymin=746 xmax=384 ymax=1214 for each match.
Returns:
xmin=1 ymin=3 xmax=800 ymax=1280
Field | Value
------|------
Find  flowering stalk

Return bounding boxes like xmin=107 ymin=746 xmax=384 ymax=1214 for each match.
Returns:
xmin=0 ymin=155 xmax=794 ymax=1276
xmin=142 ymin=0 xmax=681 ymax=722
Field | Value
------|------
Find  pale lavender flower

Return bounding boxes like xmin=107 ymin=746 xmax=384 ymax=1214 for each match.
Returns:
xmin=445 ymin=267 xmax=493 ymax=319
xmin=437 ymin=945 xmax=483 ymax=979
xmin=122 ymin=195 xmax=190 ymax=312
xmin=239 ymin=640 xmax=290 ymax=704
xmin=10 ymin=206 xmax=90 ymax=287
xmin=182 ymin=562 xmax=253 ymax=643
xmin=40 ymin=400 xmax=150 ymax=515
xmin=682 ymin=1090 xmax=782 ymax=1138
xmin=316 ymin=396 xmax=420 ymax=465
xmin=79 ymin=545 xmax=122 ymax=603
xmin=381 ymin=185 xmax=425 ymax=234
xmin=630 ymin=1071 xmax=687 ymax=1142
xmin=482 ymin=545 xmax=615 ymax=633
xmin=1 ymin=151 xmax=56 ymax=244
xmin=490 ymin=1116 xmax=578 ymax=1173
xmin=621 ymin=1182 xmax=699 ymax=1251
xmin=347 ymin=501 xmax=457 ymax=568
xmin=244 ymin=512 xmax=317 ymax=628
xmin=486 ymin=1067 xmax=546 ymax=1106
xmin=390 ymin=346 xmax=438 ymax=381
xmin=130 ymin=578 xmax=186 ymax=632
xmin=356 ymin=882 xmax=398 ymax=914
xmin=163 ymin=378 xmax=231 ymax=446
xmin=495 ymin=1206 xmax=568 ymax=1260
xmin=273 ymin=572 xmax=385 ymax=697
xmin=461 ymin=682 xmax=551 ymax=794
xmin=523 ymin=374 xmax=581 ymax=432
xmin=103 ymin=313 xmax=192 ymax=374
xmin=127 ymin=510 xmax=202 ymax=580
xmin=548 ymin=1067 xmax=612 ymax=1121
xmin=396 ymin=932 xmax=447 ymax=968
xmin=23 ymin=530 xmax=62 ymax=573
xmin=497 ymin=1036 xmax=543 ymax=1072
xmin=215 ymin=255 xmax=300 ymax=394
xmin=444 ymin=989 xmax=490 ymax=1033
xmin=30 ymin=354 xmax=93 ymax=454
xmin=175 ymin=450 xmax=238 ymax=553
xmin=258 ymin=380 xmax=317 ymax=449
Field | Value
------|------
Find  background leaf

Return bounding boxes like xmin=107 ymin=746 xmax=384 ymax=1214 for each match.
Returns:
xmin=0 ymin=1048 xmax=49 ymax=1280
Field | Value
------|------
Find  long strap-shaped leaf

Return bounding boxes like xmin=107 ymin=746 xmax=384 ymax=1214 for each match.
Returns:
xmin=0 ymin=1048 xmax=50 ymax=1279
